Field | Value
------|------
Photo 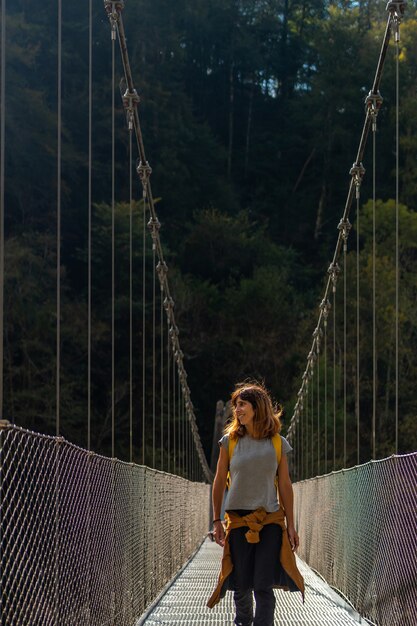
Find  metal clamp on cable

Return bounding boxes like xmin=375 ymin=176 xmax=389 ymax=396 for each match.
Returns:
xmin=137 ymin=159 xmax=152 ymax=195
xmin=104 ymin=0 xmax=124 ymax=39
xmin=350 ymin=162 xmax=366 ymax=199
xmin=338 ymin=218 xmax=352 ymax=252
xmin=386 ymin=1 xmax=407 ymax=43
xmin=320 ymin=298 xmax=331 ymax=328
xmin=327 ymin=262 xmax=340 ymax=293
xmin=365 ymin=91 xmax=383 ymax=131
xmin=313 ymin=326 xmax=322 ymax=353
xmin=147 ymin=215 xmax=161 ymax=241
xmin=122 ymin=88 xmax=140 ymax=130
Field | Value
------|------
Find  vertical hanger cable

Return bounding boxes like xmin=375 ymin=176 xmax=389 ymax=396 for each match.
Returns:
xmin=160 ymin=288 xmax=164 ymax=470
xmin=56 ymin=0 xmax=62 ymax=436
xmin=111 ymin=24 xmax=116 ymax=458
xmin=142 ymin=195 xmax=146 ymax=464
xmin=129 ymin=118 xmax=133 ymax=463
xmin=395 ymin=33 xmax=400 ymax=454
xmin=0 ymin=0 xmax=5 ymax=417
xmin=152 ymin=238 xmax=156 ymax=468
xmin=372 ymin=109 xmax=376 ymax=461
xmin=87 ymin=0 xmax=92 ymax=451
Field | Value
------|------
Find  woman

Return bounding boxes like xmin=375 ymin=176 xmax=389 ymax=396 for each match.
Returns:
xmin=207 ymin=382 xmax=304 ymax=626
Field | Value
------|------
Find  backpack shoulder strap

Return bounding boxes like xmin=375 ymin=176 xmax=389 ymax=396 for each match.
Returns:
xmin=272 ymin=434 xmax=282 ymax=467
xmin=272 ymin=434 xmax=282 ymax=490
xmin=228 ymin=435 xmax=238 ymax=461
xmin=226 ymin=436 xmax=238 ymax=490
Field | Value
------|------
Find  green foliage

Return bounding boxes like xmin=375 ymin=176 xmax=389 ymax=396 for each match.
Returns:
xmin=3 ymin=0 xmax=417 ymax=464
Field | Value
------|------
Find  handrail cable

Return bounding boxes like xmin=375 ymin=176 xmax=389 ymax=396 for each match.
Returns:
xmin=104 ymin=0 xmax=212 ymax=481
xmin=287 ymin=2 xmax=406 ymax=450
xmin=0 ymin=0 xmax=5 ymax=418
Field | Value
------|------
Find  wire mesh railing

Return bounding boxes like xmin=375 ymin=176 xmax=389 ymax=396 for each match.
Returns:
xmin=0 ymin=422 xmax=210 ymax=625
xmin=293 ymin=452 xmax=417 ymax=626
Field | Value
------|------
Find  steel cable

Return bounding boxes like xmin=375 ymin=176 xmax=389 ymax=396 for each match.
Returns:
xmin=152 ymin=233 xmax=156 ymax=468
xmin=324 ymin=310 xmax=328 ymax=471
xmin=88 ymin=0 xmax=93 ymax=452
xmin=286 ymin=6 xmax=406 ymax=468
xmin=167 ymin=316 xmax=170 ymax=473
xmin=129 ymin=116 xmax=133 ymax=463
xmin=395 ymin=36 xmax=400 ymax=454
xmin=317 ymin=345 xmax=320 ymax=475
xmin=333 ymin=288 xmax=336 ymax=470
xmin=56 ymin=0 xmax=62 ymax=437
xmin=111 ymin=24 xmax=116 ymax=459
xmin=109 ymin=6 xmax=212 ymax=481
xmin=0 ymin=0 xmax=5 ymax=418
xmin=160 ymin=287 xmax=164 ymax=471
xmin=172 ymin=346 xmax=176 ymax=474
xmin=305 ymin=385 xmax=309 ymax=478
xmin=311 ymin=364 xmax=314 ymax=477
xmin=356 ymin=192 xmax=360 ymax=466
xmin=142 ymin=187 xmax=146 ymax=465
xmin=372 ymin=109 xmax=376 ymax=461
xmin=343 ymin=243 xmax=347 ymax=467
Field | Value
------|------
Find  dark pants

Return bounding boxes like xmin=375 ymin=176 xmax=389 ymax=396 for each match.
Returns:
xmin=234 ymin=588 xmax=275 ymax=626
xmin=229 ymin=521 xmax=282 ymax=626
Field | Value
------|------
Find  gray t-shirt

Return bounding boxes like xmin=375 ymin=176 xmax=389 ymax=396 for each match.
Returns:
xmin=219 ymin=434 xmax=292 ymax=513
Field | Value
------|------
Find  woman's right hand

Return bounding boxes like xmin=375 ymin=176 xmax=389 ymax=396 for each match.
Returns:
xmin=213 ymin=520 xmax=225 ymax=547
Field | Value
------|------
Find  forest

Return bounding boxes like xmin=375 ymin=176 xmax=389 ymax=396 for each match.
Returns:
xmin=2 ymin=0 xmax=417 ymax=470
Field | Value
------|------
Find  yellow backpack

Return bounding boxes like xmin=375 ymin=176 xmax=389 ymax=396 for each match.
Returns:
xmin=226 ymin=434 xmax=282 ymax=489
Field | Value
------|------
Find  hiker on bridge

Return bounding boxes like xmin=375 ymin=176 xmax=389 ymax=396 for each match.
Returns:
xmin=208 ymin=382 xmax=304 ymax=626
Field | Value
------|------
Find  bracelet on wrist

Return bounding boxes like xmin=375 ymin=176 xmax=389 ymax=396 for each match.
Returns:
xmin=212 ymin=518 xmax=222 ymax=524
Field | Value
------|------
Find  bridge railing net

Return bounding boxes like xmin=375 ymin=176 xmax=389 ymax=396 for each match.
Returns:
xmin=293 ymin=452 xmax=416 ymax=626
xmin=0 ymin=424 xmax=210 ymax=625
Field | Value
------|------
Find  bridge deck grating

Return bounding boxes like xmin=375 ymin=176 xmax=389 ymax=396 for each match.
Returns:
xmin=138 ymin=538 xmax=366 ymax=625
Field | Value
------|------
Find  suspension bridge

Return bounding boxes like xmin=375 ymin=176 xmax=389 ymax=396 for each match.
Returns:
xmin=0 ymin=1 xmax=416 ymax=625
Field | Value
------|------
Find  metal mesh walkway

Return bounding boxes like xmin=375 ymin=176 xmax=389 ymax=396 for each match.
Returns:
xmin=137 ymin=538 xmax=365 ymax=626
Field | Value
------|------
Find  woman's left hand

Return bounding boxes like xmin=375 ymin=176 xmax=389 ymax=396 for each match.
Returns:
xmin=286 ymin=525 xmax=299 ymax=552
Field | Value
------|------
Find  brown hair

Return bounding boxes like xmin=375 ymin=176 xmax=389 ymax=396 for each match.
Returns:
xmin=224 ymin=381 xmax=282 ymax=440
